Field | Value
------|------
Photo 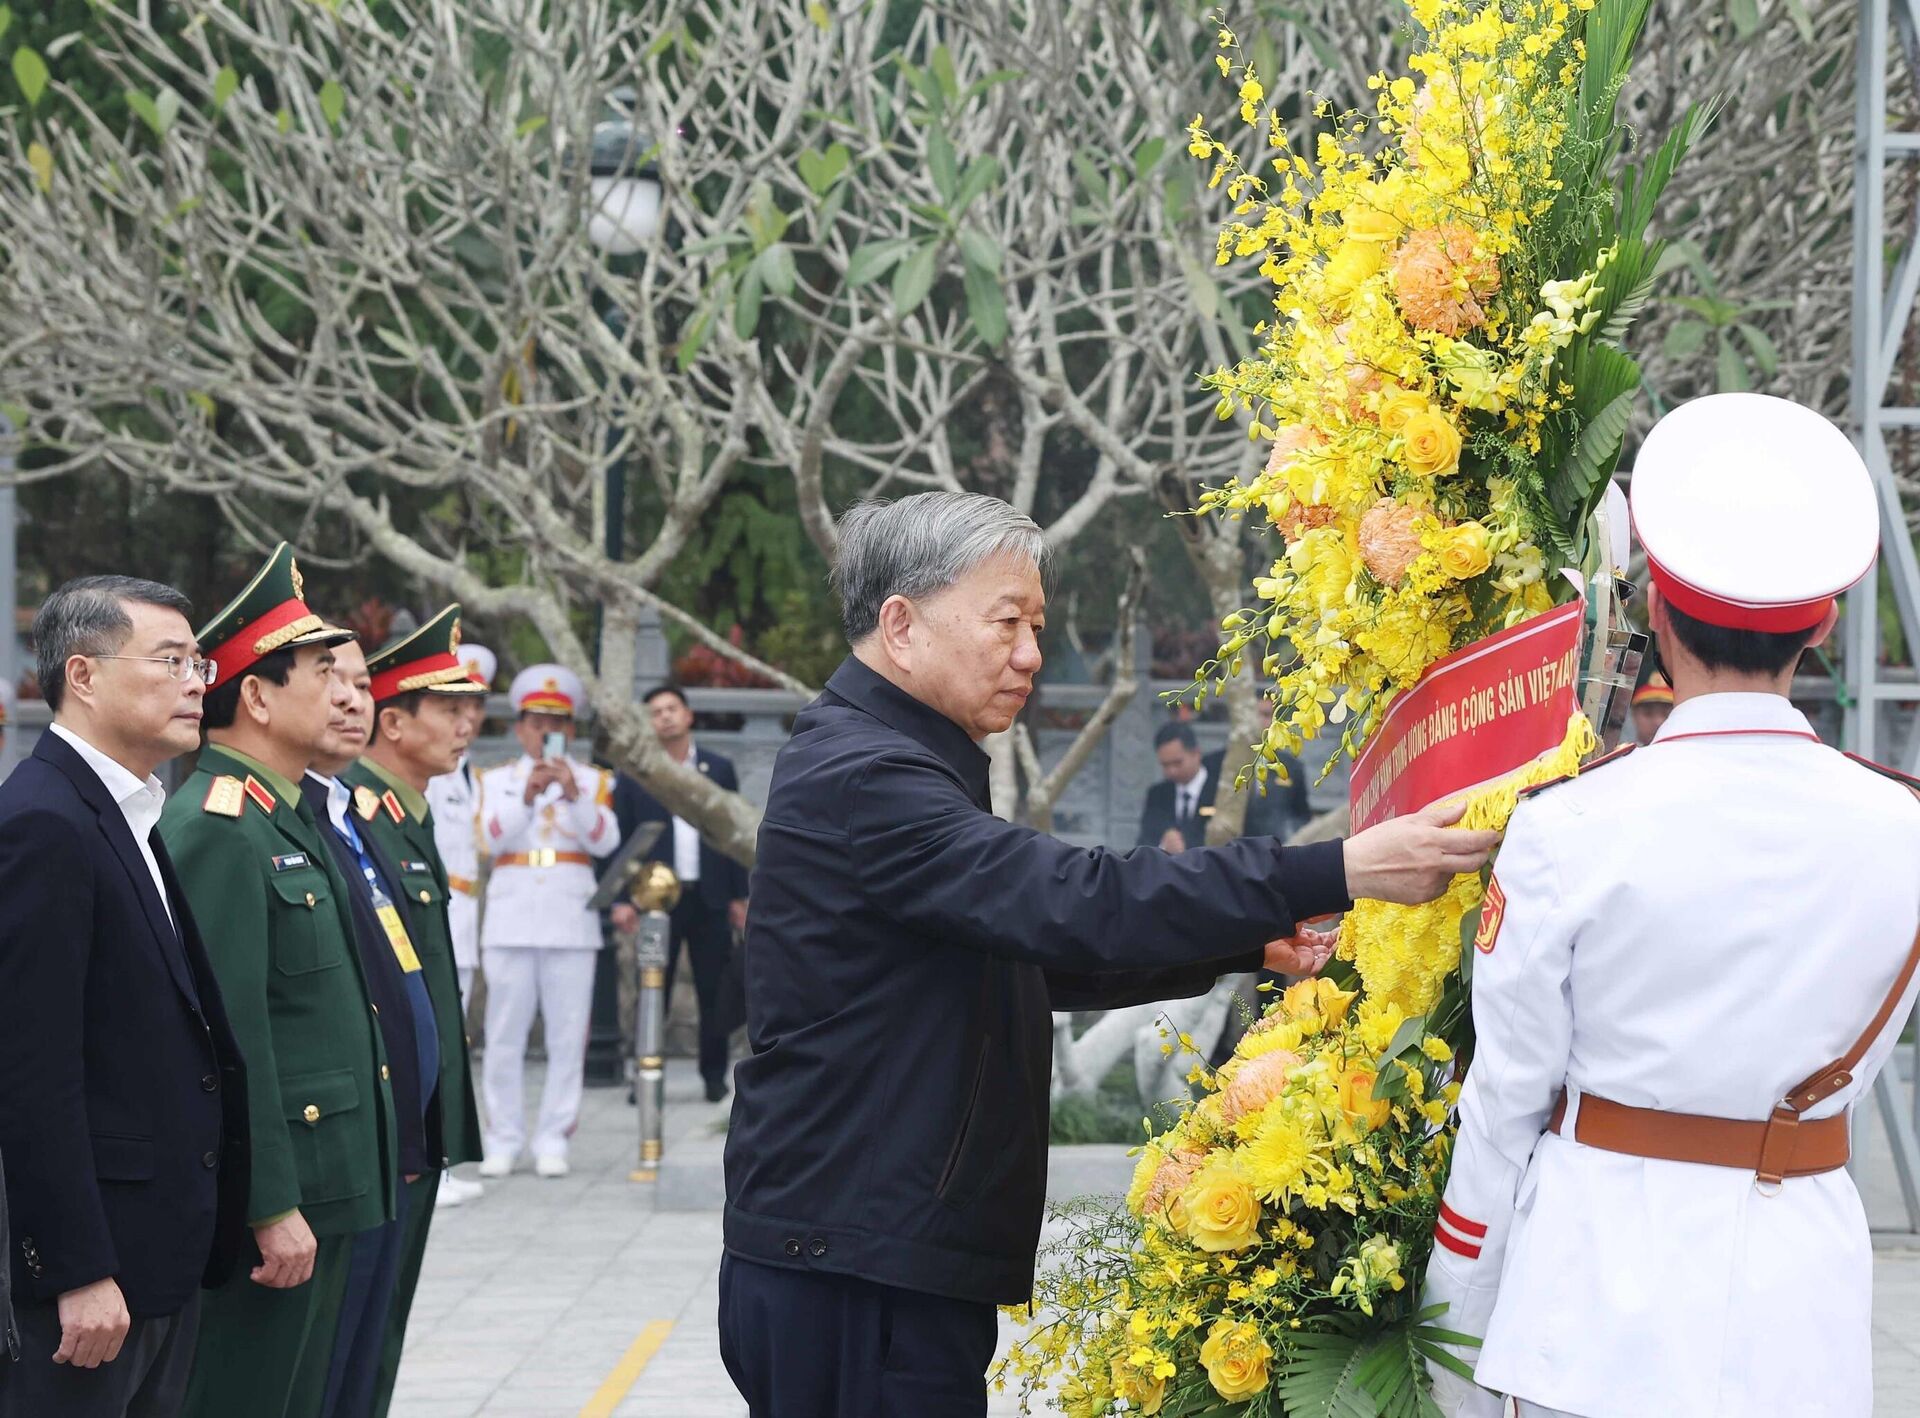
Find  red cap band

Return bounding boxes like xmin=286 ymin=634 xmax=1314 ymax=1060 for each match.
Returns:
xmin=1647 ymin=554 xmax=1836 ymax=634
xmin=206 ymin=598 xmax=315 ymax=687
xmin=369 ymin=650 xmax=467 ymax=704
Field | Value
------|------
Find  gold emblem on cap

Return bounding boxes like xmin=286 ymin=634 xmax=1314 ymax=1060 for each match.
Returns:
xmin=290 ymin=556 xmax=305 ymax=601
xmin=451 ymin=620 xmax=463 ymax=651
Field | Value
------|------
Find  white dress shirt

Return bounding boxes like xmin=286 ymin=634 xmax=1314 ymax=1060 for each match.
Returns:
xmin=50 ymin=722 xmax=173 ymax=927
xmin=1175 ymin=763 xmax=1209 ymax=823
xmin=670 ymin=741 xmax=702 ymax=885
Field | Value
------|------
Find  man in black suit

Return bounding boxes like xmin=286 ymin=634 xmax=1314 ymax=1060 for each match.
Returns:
xmin=1137 ymin=721 xmax=1312 ymax=850
xmin=719 ymin=493 xmax=1498 ymax=1415
xmin=0 ymin=577 xmax=248 ymax=1418
xmin=609 ymin=685 xmax=751 ymax=1103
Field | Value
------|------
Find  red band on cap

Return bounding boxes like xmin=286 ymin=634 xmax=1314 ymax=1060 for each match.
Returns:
xmin=206 ymin=598 xmax=313 ymax=687
xmin=369 ymin=650 xmax=465 ymax=704
xmin=1646 ymin=554 xmax=1835 ymax=633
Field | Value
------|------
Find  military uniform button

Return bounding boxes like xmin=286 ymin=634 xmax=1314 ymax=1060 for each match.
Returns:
xmin=304 ymin=892 xmax=316 ymax=908
xmin=380 ymin=1065 xmax=391 ymax=1081
xmin=418 ymin=890 xmax=431 ymax=904
xmin=807 ymin=1237 xmax=828 ymax=1258
xmin=202 ymin=1151 xmax=217 ymax=1169
xmin=782 ymin=1238 xmax=802 ymax=1257
xmin=303 ymin=1104 xmax=321 ymax=1123
xmin=202 ymin=1074 xmax=218 ymax=1092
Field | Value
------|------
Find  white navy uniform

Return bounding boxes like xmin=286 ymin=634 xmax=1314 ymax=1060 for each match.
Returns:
xmin=1425 ymin=393 xmax=1910 ymax=1418
xmin=426 ymin=755 xmax=484 ymax=1008
xmin=1426 ymin=698 xmax=1920 ymax=1416
xmin=476 ymin=666 xmax=619 ymax=1170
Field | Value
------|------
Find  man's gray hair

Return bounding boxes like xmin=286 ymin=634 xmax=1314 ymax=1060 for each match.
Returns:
xmin=33 ymin=575 xmax=193 ymax=712
xmin=832 ymin=492 xmax=1050 ymax=643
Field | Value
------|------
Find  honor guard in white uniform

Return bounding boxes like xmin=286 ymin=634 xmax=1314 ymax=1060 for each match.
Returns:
xmin=426 ymin=641 xmax=496 ymax=1012
xmin=474 ymin=665 xmax=618 ymax=1178
xmin=1424 ymin=393 xmax=1920 ymax=1418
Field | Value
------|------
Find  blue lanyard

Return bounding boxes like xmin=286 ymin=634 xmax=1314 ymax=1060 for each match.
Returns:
xmin=333 ymin=812 xmax=394 ymax=912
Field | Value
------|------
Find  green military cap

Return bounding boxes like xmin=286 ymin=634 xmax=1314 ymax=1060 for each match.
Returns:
xmin=200 ymin=541 xmax=356 ymax=691
xmin=366 ymin=603 xmax=487 ymax=704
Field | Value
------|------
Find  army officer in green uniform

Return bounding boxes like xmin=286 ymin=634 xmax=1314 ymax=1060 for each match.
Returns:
xmin=159 ymin=544 xmax=397 ymax=1418
xmin=344 ymin=605 xmax=485 ymax=1418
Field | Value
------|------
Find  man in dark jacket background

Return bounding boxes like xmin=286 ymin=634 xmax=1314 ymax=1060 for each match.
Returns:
xmin=718 ymin=492 xmax=1500 ymax=1416
xmin=608 ymin=685 xmax=752 ymax=1102
xmin=0 ymin=577 xmax=248 ymax=1418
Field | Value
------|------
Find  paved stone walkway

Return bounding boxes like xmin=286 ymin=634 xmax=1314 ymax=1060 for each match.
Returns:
xmin=389 ymin=1061 xmax=1920 ymax=1416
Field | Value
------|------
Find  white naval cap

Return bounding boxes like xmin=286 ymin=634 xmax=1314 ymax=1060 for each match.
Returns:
xmin=509 ymin=663 xmax=586 ymax=717
xmin=1629 ymin=392 xmax=1879 ymax=632
xmin=457 ymin=642 xmax=498 ymax=690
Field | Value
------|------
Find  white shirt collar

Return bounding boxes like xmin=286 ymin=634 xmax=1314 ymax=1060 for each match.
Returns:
xmin=1181 ymin=762 xmax=1209 ymax=804
xmin=305 ymin=771 xmax=353 ymax=836
xmin=49 ymin=723 xmax=165 ymax=818
xmin=1651 ymin=692 xmax=1817 ymax=744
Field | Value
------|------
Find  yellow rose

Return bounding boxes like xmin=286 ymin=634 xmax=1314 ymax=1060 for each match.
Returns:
xmin=1377 ymin=386 xmax=1428 ymax=436
xmin=1322 ymin=238 xmax=1385 ymax=306
xmin=1344 ymin=188 xmax=1402 ymax=244
xmin=1401 ymin=409 xmax=1463 ymax=477
xmin=1438 ymin=521 xmax=1494 ymax=580
xmin=1110 ymin=1359 xmax=1168 ymax=1415
xmin=1199 ymin=1318 xmax=1272 ymax=1400
xmin=1337 ymin=1068 xmax=1393 ymax=1132
xmin=1180 ymin=1162 xmax=1263 ymax=1253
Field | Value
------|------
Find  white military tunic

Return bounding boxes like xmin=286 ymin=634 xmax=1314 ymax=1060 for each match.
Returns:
xmin=1425 ymin=692 xmax=1920 ymax=1418
xmin=477 ymin=755 xmax=618 ymax=948
xmin=426 ymin=755 xmax=484 ymax=980
xmin=475 ymin=754 xmax=619 ymax=1165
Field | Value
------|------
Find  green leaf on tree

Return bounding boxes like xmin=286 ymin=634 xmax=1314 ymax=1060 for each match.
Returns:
xmin=319 ymin=79 xmax=345 ymax=128
xmin=927 ymin=123 xmax=957 ymax=205
xmin=0 ymin=10 xmax=12 ymax=47
xmin=212 ymin=66 xmax=239 ymax=111
xmin=516 ymin=113 xmax=547 ymax=139
xmin=797 ymin=142 xmax=849 ymax=195
xmin=963 ymin=259 xmax=1006 ymax=349
xmin=127 ymin=92 xmax=163 ymax=137
xmin=12 ymin=45 xmax=48 ymax=107
xmin=956 ymin=226 xmax=1000 ymax=275
xmin=26 ymin=140 xmax=51 ymax=192
xmin=891 ymin=241 xmax=939 ymax=316
xmin=845 ymin=238 xmax=911 ymax=287
xmin=734 ymin=265 xmax=764 ymax=338
xmin=952 ymin=156 xmax=999 ymax=217
xmin=755 ymin=243 xmax=797 ymax=299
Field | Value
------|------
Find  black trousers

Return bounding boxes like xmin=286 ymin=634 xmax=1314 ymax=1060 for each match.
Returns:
xmin=664 ymin=894 xmax=737 ymax=1087
xmin=0 ymin=1290 xmax=201 ymax=1418
xmin=718 ymin=1254 xmax=997 ymax=1418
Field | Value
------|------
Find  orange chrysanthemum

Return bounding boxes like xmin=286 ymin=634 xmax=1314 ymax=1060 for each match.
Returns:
xmin=1358 ymin=498 xmax=1425 ymax=586
xmin=1390 ymin=226 xmax=1500 ymax=336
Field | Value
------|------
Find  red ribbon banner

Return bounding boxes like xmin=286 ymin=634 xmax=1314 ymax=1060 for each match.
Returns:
xmin=1349 ymin=599 xmax=1585 ymax=832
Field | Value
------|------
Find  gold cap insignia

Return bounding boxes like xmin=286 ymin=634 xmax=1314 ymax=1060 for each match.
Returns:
xmin=289 ymin=557 xmax=305 ymax=601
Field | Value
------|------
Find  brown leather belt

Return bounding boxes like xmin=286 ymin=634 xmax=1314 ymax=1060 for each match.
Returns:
xmin=446 ymin=873 xmax=479 ymax=896
xmin=1547 ymin=1092 xmax=1851 ymax=1181
xmin=493 ymin=850 xmax=592 ymax=868
xmin=1546 ymin=905 xmax=1920 ymax=1187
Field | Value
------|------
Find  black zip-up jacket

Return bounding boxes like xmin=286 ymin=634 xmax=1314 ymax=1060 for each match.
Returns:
xmin=722 ymin=657 xmax=1353 ymax=1305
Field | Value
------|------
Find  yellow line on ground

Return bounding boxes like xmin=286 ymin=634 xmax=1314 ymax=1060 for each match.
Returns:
xmin=580 ymin=1319 xmax=676 ymax=1418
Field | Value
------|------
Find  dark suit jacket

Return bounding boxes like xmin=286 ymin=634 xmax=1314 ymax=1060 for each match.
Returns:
xmin=1136 ymin=747 xmax=1311 ymax=846
xmin=612 ymin=746 xmax=751 ymax=911
xmin=723 ymin=658 xmax=1352 ymax=1305
xmin=0 ymin=732 xmax=249 ymax=1319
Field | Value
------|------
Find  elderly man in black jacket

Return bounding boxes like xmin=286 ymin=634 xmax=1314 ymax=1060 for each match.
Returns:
xmin=0 ymin=578 xmax=248 ymax=1418
xmin=719 ymin=492 xmax=1499 ymax=1416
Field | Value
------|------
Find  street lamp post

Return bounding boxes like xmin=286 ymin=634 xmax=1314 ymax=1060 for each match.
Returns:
xmin=583 ymin=91 xmax=664 ymax=1088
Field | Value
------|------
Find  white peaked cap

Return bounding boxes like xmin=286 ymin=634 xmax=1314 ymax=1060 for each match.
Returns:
xmin=508 ymin=663 xmax=586 ymax=716
xmin=457 ymin=642 xmax=498 ymax=689
xmin=1629 ymin=392 xmax=1879 ymax=631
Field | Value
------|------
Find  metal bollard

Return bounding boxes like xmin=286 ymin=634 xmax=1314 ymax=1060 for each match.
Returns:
xmin=631 ymin=909 xmax=670 ymax=1182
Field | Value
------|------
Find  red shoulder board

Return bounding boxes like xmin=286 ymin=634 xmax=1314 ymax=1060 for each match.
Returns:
xmin=381 ymin=789 xmax=406 ymax=824
xmin=1845 ymin=752 xmax=1920 ymax=794
xmin=1515 ymin=743 xmax=1636 ymax=803
xmin=243 ymin=775 xmax=277 ymax=814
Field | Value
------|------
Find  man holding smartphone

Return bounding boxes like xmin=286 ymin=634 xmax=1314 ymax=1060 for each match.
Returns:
xmin=473 ymin=665 xmax=619 ymax=1179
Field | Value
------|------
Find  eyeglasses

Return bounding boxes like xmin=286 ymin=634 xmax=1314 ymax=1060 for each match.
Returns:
xmin=93 ymin=654 xmax=217 ymax=685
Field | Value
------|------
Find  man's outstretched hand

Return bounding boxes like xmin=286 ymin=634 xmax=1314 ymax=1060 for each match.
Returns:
xmin=1341 ymin=800 xmax=1500 ymax=905
xmin=1263 ymin=925 xmax=1339 ymax=976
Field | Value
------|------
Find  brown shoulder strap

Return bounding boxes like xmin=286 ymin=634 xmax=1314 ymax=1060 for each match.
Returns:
xmin=1783 ymin=782 xmax=1920 ymax=1115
